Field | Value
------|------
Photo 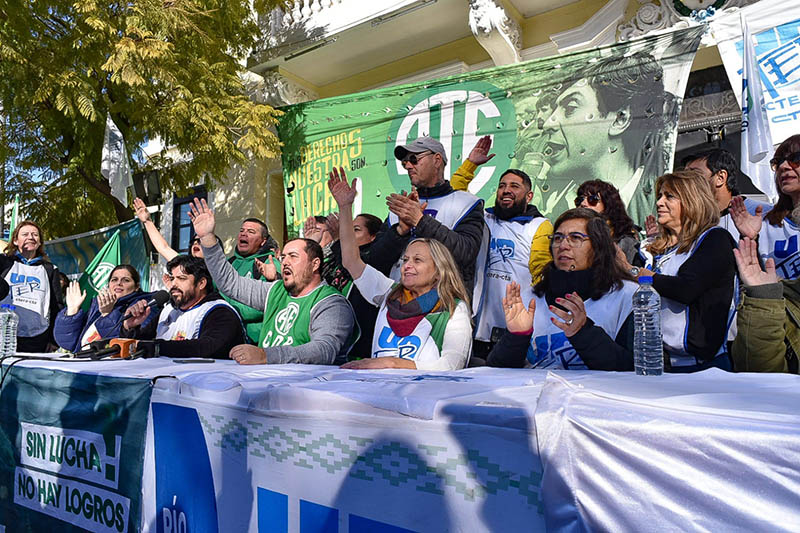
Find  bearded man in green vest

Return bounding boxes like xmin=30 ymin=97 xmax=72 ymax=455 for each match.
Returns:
xmin=226 ymin=217 xmax=280 ymax=344
xmin=190 ymin=198 xmax=356 ymax=365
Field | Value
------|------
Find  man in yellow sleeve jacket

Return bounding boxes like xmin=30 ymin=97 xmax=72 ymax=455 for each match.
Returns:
xmin=451 ymin=136 xmax=553 ymax=361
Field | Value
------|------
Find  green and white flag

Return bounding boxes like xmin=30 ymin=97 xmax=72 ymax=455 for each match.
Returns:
xmin=9 ymin=194 xmax=19 ymax=235
xmin=77 ymin=229 xmax=121 ymax=309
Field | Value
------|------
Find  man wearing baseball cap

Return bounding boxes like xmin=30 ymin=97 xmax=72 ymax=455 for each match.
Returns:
xmin=367 ymin=135 xmax=488 ymax=314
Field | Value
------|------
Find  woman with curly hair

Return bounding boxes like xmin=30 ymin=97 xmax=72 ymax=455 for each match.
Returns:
xmin=575 ymin=179 xmax=641 ymax=265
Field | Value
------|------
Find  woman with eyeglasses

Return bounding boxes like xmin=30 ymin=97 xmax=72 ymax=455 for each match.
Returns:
xmin=619 ymin=170 xmax=736 ymax=372
xmin=487 ymin=208 xmax=638 ymax=370
xmin=731 ymin=134 xmax=800 ymax=280
xmin=575 ymin=180 xmax=642 ymax=265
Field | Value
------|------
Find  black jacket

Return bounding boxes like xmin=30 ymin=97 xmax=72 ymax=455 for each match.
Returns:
xmin=0 ymin=253 xmax=64 ymax=351
xmin=122 ymin=292 xmax=246 ymax=359
xmin=368 ymin=181 xmax=485 ymax=291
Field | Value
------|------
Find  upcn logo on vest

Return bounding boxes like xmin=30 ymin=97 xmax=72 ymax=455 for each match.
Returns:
xmin=386 ymin=81 xmax=516 ymax=201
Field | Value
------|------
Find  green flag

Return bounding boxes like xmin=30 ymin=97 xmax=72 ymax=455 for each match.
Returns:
xmin=9 ymin=194 xmax=19 ymax=235
xmin=78 ymin=229 xmax=121 ymax=310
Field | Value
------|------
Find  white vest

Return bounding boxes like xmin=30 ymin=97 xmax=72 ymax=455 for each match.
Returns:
xmin=474 ymin=211 xmax=547 ymax=341
xmin=2 ymin=261 xmax=51 ymax=337
xmin=649 ymin=227 xmax=731 ymax=366
xmin=525 ymin=281 xmax=637 ymax=369
xmin=80 ymin=320 xmax=102 ymax=348
xmin=156 ymin=299 xmax=238 ymax=341
xmin=371 ymin=305 xmax=444 ymax=366
xmin=388 ymin=189 xmax=489 ymax=314
xmin=758 ymin=217 xmax=800 ymax=280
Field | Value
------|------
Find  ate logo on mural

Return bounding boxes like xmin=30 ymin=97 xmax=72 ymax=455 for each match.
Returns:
xmin=386 ymin=81 xmax=516 ymax=201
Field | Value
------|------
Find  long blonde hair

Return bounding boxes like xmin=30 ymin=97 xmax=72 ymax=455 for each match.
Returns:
xmin=389 ymin=238 xmax=470 ymax=314
xmin=648 ymin=170 xmax=719 ymax=255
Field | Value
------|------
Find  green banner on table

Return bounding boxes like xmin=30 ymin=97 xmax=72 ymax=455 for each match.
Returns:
xmin=278 ymin=27 xmax=703 ymax=234
xmin=0 ymin=366 xmax=152 ymax=533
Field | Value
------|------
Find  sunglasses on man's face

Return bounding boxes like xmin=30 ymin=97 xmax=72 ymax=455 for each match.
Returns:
xmin=401 ymin=152 xmax=433 ymax=165
xmin=574 ymin=193 xmax=601 ymax=207
xmin=770 ymin=152 xmax=800 ymax=172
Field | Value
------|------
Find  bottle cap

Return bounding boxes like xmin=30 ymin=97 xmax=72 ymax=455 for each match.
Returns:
xmin=638 ymin=275 xmax=654 ymax=283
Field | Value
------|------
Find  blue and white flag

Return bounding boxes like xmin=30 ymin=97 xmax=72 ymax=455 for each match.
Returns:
xmin=740 ymin=14 xmax=777 ymax=202
xmin=101 ymin=113 xmax=133 ymax=207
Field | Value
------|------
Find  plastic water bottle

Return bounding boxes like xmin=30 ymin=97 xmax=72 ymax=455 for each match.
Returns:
xmin=0 ymin=305 xmax=8 ymax=356
xmin=5 ymin=305 xmax=18 ymax=356
xmin=632 ymin=276 xmax=663 ymax=375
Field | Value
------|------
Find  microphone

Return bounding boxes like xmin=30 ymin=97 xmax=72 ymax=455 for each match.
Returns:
xmin=120 ymin=290 xmax=170 ymax=323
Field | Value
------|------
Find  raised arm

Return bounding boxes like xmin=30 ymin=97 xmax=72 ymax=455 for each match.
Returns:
xmin=328 ymin=167 xmax=366 ymax=279
xmin=134 ymin=197 xmax=179 ymax=261
xmin=190 ymin=198 xmax=272 ymax=309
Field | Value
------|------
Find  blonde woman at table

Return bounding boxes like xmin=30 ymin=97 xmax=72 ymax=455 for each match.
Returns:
xmin=487 ymin=208 xmax=638 ymax=370
xmin=619 ymin=170 xmax=736 ymax=372
xmin=328 ymin=167 xmax=473 ymax=370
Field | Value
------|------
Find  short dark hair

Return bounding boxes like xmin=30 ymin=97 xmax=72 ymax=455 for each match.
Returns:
xmin=242 ymin=218 xmax=269 ymax=240
xmin=111 ymin=264 xmax=140 ymax=287
xmin=584 ymin=51 xmax=667 ymax=162
xmin=287 ymin=238 xmax=324 ymax=273
xmin=166 ymin=255 xmax=212 ymax=291
xmin=534 ymin=208 xmax=633 ymax=300
xmin=681 ymin=148 xmax=740 ymax=195
xmin=356 ymin=213 xmax=383 ymax=236
xmin=501 ymin=169 xmax=532 ymax=190
xmin=313 ymin=215 xmax=328 ymax=224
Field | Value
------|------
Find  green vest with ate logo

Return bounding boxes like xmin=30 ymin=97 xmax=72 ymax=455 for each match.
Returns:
xmin=258 ymin=282 xmax=342 ymax=348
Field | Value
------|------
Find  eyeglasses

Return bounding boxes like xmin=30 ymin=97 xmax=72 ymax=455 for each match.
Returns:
xmin=770 ymin=152 xmax=800 ymax=172
xmin=548 ymin=232 xmax=589 ymax=247
xmin=401 ymin=152 xmax=433 ymax=165
xmin=574 ymin=193 xmax=601 ymax=207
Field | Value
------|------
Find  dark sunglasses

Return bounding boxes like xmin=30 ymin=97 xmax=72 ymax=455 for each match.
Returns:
xmin=401 ymin=152 xmax=433 ymax=165
xmin=770 ymin=152 xmax=800 ymax=172
xmin=574 ymin=193 xmax=601 ymax=207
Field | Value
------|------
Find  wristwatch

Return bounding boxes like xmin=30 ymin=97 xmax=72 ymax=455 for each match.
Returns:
xmin=630 ymin=266 xmax=641 ymax=277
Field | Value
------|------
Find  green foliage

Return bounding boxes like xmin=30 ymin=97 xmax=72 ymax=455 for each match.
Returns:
xmin=0 ymin=0 xmax=285 ymax=238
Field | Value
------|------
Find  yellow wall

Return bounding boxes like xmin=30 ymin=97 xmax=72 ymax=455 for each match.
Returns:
xmin=211 ymin=158 xmax=270 ymax=253
xmin=314 ymin=0 xmax=613 ymax=99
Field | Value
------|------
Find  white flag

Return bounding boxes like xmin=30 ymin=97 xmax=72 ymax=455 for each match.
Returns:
xmin=101 ymin=113 xmax=133 ymax=207
xmin=740 ymin=14 xmax=777 ymax=202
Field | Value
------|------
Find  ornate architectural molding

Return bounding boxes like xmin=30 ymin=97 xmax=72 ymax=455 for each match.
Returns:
xmin=242 ymin=71 xmax=317 ymax=107
xmin=468 ymin=0 xmax=522 ymax=66
xmin=550 ymin=0 xmax=629 ymax=53
xmin=618 ymin=0 xmax=762 ymax=42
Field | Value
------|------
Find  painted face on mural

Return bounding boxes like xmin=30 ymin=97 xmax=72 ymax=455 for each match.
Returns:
xmin=542 ymin=79 xmax=629 ymax=185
